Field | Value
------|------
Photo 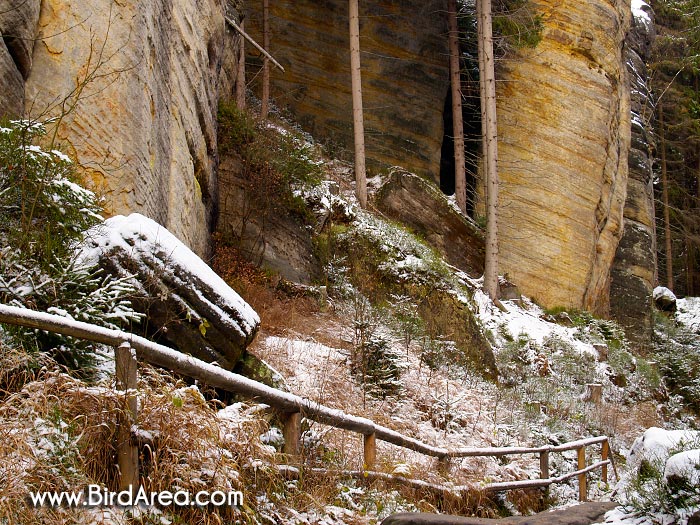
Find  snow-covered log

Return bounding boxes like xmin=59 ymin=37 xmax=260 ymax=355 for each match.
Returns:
xmin=79 ymin=213 xmax=260 ymax=369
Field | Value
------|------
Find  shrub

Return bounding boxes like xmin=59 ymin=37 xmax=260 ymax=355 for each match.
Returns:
xmin=217 ymin=103 xmax=322 ymax=235
xmin=622 ymin=435 xmax=700 ymax=521
xmin=0 ymin=119 xmax=140 ymax=378
xmin=493 ymin=0 xmax=544 ymax=52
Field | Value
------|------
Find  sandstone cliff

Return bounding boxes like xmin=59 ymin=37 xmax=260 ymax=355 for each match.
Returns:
xmin=490 ymin=0 xmax=631 ymax=315
xmin=20 ymin=0 xmax=239 ymax=257
xmin=610 ymin=3 xmax=657 ymax=346
xmin=243 ymin=0 xmax=449 ymax=179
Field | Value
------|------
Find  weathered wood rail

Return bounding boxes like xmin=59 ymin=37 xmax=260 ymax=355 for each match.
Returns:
xmin=0 ymin=304 xmax=614 ymax=500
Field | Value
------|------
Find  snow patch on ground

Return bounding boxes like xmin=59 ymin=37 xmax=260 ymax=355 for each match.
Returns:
xmin=472 ymin=285 xmax=596 ymax=357
xmin=676 ymin=297 xmax=700 ymax=333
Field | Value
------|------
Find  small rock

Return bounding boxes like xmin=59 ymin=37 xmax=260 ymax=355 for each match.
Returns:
xmin=688 ymin=510 xmax=700 ymax=525
xmin=593 ymin=343 xmax=608 ymax=361
xmin=653 ymin=286 xmax=677 ymax=312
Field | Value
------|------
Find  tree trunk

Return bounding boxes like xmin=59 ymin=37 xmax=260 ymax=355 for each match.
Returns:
xmin=660 ymin=103 xmax=673 ymax=290
xmin=448 ymin=0 xmax=467 ymax=213
xmin=476 ymin=0 xmax=487 ymax=192
xmin=349 ymin=0 xmax=367 ymax=209
xmin=479 ymin=0 xmax=500 ymax=300
xmin=236 ymin=19 xmax=246 ymax=109
xmin=261 ymin=0 xmax=270 ymax=119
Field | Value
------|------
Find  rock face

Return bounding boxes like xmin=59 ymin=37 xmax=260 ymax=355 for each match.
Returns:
xmin=80 ymin=213 xmax=260 ymax=370
xmin=243 ymin=0 xmax=449 ymax=179
xmin=0 ymin=0 xmax=40 ymax=116
xmin=376 ymin=168 xmax=485 ymax=277
xmin=489 ymin=0 xmax=631 ymax=315
xmin=217 ymin=154 xmax=321 ymax=283
xmin=610 ymin=4 xmax=657 ymax=348
xmin=23 ymin=0 xmax=237 ymax=257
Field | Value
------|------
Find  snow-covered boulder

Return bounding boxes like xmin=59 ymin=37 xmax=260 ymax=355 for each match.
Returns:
xmin=664 ymin=449 xmax=700 ymax=487
xmin=618 ymin=427 xmax=700 ymax=498
xmin=79 ymin=213 xmax=260 ymax=369
xmin=654 ymin=286 xmax=677 ymax=312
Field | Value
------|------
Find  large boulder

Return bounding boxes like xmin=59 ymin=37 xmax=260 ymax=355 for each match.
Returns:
xmin=617 ymin=427 xmax=700 ymax=496
xmin=376 ymin=168 xmax=485 ymax=277
xmin=79 ymin=213 xmax=260 ymax=370
xmin=0 ymin=0 xmax=41 ymax=116
xmin=217 ymin=154 xmax=322 ymax=284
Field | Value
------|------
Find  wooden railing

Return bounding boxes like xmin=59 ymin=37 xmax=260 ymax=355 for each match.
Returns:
xmin=0 ymin=304 xmax=614 ymax=501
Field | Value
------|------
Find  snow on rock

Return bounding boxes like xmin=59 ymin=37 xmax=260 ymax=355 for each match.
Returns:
xmin=79 ymin=213 xmax=260 ymax=369
xmin=617 ymin=427 xmax=700 ymax=497
xmin=632 ymin=0 xmax=652 ymax=32
xmin=653 ymin=286 xmax=677 ymax=312
xmin=664 ymin=449 xmax=700 ymax=486
xmin=676 ymin=297 xmax=700 ymax=333
xmin=627 ymin=427 xmax=700 ymax=466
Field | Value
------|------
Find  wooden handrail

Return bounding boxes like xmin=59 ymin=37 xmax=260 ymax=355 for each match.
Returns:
xmin=0 ymin=304 xmax=613 ymax=500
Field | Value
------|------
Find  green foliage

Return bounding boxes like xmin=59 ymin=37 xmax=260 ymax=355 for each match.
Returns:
xmin=350 ymin=293 xmax=404 ymax=399
xmin=622 ymin=436 xmax=700 ymax=519
xmin=493 ymin=0 xmax=543 ymax=51
xmin=0 ymin=119 xmax=140 ymax=378
xmin=657 ymin=323 xmax=700 ymax=413
xmin=0 ymin=119 xmax=102 ymax=266
xmin=217 ymin=103 xmax=323 ymax=224
xmin=352 ymin=334 xmax=404 ymax=399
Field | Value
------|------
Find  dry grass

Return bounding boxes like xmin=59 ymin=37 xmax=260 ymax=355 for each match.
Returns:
xmin=0 ymin=363 xmax=284 ymax=525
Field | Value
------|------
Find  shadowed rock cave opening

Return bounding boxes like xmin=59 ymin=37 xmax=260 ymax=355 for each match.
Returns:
xmin=439 ymin=85 xmax=480 ymax=218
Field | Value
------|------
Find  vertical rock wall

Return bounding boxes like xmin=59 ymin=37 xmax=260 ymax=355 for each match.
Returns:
xmin=610 ymin=4 xmax=657 ymax=348
xmin=243 ymin=0 xmax=450 ymax=179
xmin=0 ymin=0 xmax=40 ymax=116
xmin=491 ymin=0 xmax=631 ymax=315
xmin=23 ymin=0 xmax=232 ymax=257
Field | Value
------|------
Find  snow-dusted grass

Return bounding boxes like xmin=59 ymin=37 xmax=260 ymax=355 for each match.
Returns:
xmin=677 ymin=297 xmax=700 ymax=334
xmin=0 ymin=365 xmax=286 ymax=525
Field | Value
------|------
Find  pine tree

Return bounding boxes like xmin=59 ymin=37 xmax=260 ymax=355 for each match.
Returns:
xmin=349 ymin=0 xmax=367 ymax=209
xmin=479 ymin=0 xmax=500 ymax=300
xmin=448 ymin=0 xmax=467 ymax=213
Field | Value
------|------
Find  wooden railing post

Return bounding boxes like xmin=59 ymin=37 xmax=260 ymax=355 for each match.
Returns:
xmin=539 ymin=449 xmax=549 ymax=480
xmin=115 ymin=342 xmax=139 ymax=494
xmin=282 ymin=411 xmax=301 ymax=461
xmin=363 ymin=432 xmax=376 ymax=471
xmin=577 ymin=446 xmax=587 ymax=501
xmin=601 ymin=439 xmax=609 ymax=485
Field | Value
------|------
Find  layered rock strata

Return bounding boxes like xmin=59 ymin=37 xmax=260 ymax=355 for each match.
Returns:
xmin=610 ymin=3 xmax=657 ymax=347
xmin=243 ymin=0 xmax=449 ymax=179
xmin=23 ymin=0 xmax=236 ymax=256
xmin=491 ymin=0 xmax=631 ymax=314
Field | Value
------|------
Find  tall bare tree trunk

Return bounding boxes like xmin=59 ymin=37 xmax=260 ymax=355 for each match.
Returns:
xmin=448 ymin=0 xmax=466 ymax=213
xmin=476 ymin=0 xmax=487 ymax=199
xmin=349 ymin=0 xmax=367 ymax=208
xmin=261 ymin=0 xmax=270 ymax=119
xmin=479 ymin=0 xmax=500 ymax=300
xmin=660 ymin=103 xmax=673 ymax=290
xmin=236 ymin=19 xmax=246 ymax=109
